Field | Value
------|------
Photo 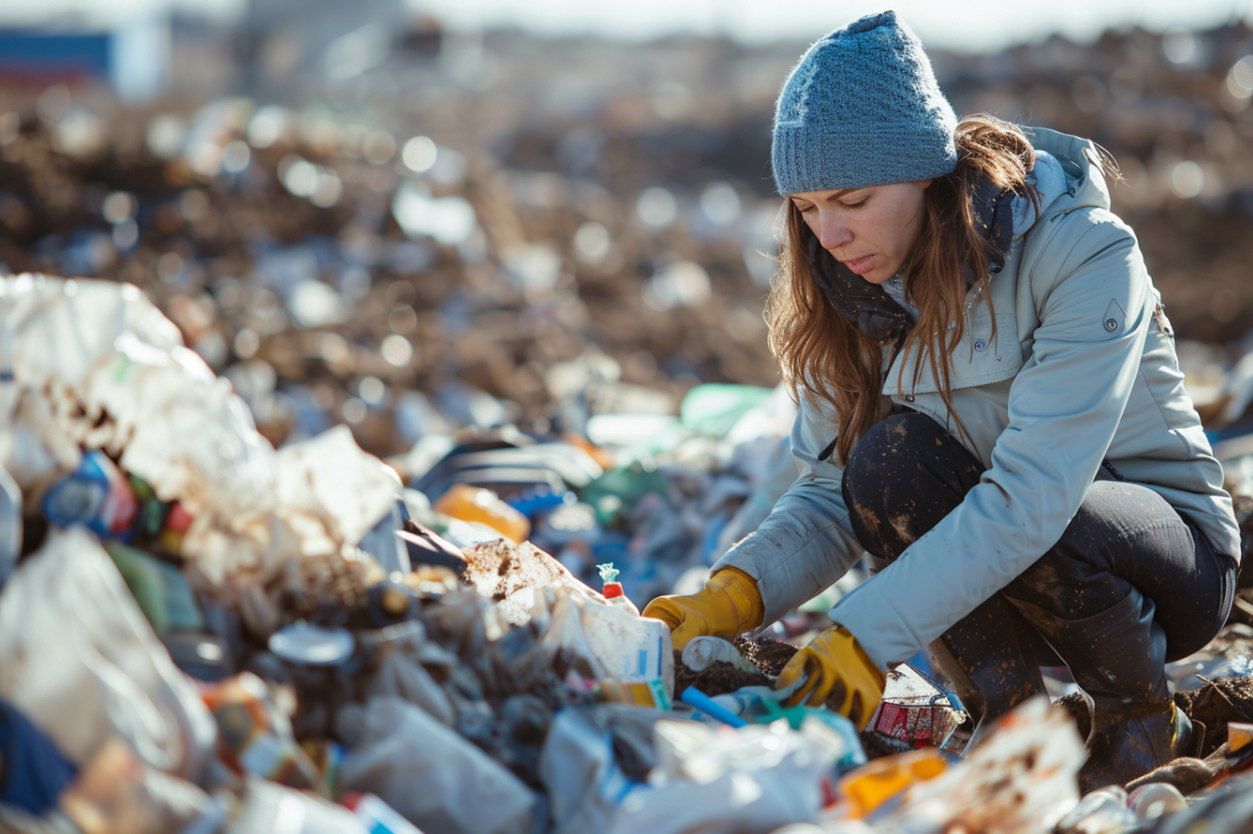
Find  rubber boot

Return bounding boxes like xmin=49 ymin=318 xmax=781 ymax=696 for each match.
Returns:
xmin=1006 ymin=588 xmax=1192 ymax=791
xmin=925 ymin=593 xmax=1047 ymax=750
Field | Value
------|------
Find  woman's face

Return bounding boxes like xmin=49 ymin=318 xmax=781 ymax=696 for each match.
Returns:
xmin=791 ymin=180 xmax=931 ymax=285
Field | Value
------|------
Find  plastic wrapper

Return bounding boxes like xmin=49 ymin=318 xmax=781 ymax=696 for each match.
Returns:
xmin=339 ymin=696 xmax=535 ymax=834
xmin=57 ymin=738 xmax=223 ymax=834
xmin=0 ymin=527 xmax=216 ymax=780
xmin=274 ymin=426 xmax=401 ymax=560
xmin=835 ymin=749 xmax=948 ymax=818
xmin=364 ymin=621 xmax=456 ymax=726
xmin=1056 ymin=786 xmax=1136 ymax=834
xmin=228 ymin=776 xmax=367 ymax=834
xmin=866 ymin=663 xmax=967 ymax=749
xmin=1165 ymin=624 xmax=1253 ymax=691
xmin=874 ymin=696 xmax=1085 ymax=834
xmin=460 ymin=537 xmax=603 ymax=625
xmin=603 ymin=718 xmax=841 ymax=834
xmin=202 ymin=672 xmax=319 ymax=789
xmin=539 ymin=708 xmax=638 ymax=834
xmin=0 ymin=275 xmax=275 ymax=521
xmin=681 ymin=636 xmax=760 ymax=673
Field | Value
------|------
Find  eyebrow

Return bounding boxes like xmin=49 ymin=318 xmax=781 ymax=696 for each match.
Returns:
xmin=792 ymin=188 xmax=862 ymax=206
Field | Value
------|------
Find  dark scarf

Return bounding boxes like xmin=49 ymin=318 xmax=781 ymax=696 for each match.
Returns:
xmin=807 ymin=177 xmax=1017 ymax=461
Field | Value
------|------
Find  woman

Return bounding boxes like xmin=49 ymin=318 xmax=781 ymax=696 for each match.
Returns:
xmin=643 ymin=10 xmax=1241 ymax=791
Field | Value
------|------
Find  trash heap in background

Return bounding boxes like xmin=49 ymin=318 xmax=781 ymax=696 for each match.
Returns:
xmin=5 ymin=272 xmax=1253 ymax=834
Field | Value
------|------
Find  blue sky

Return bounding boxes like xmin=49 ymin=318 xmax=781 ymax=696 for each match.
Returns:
xmin=4 ymin=0 xmax=1252 ymax=53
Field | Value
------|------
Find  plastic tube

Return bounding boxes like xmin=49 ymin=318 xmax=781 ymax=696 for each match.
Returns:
xmin=680 ymin=687 xmax=748 ymax=728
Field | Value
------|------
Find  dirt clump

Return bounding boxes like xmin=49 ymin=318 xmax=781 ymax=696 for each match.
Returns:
xmin=733 ymin=636 xmax=800 ymax=675
xmin=1175 ymin=676 xmax=1253 ymax=758
xmin=673 ymin=651 xmax=770 ymax=698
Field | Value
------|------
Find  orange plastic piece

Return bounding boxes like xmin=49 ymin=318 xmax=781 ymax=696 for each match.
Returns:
xmin=836 ymin=748 xmax=948 ymax=818
xmin=561 ymin=432 xmax=616 ymax=470
xmin=434 ymin=484 xmax=531 ymax=543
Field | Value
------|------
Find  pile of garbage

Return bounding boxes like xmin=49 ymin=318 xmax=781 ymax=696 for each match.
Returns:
xmin=5 ymin=269 xmax=1253 ymax=834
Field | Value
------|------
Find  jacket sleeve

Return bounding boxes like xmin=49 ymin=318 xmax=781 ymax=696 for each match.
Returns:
xmin=712 ymin=391 xmax=868 ymax=624
xmin=829 ymin=210 xmax=1152 ymax=670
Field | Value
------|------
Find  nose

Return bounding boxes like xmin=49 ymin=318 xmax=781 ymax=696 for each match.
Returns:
xmin=817 ymin=209 xmax=853 ymax=252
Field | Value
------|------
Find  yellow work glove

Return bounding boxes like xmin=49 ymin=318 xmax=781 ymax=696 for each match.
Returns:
xmin=641 ymin=567 xmax=764 ymax=650
xmin=777 ymin=625 xmax=886 ymax=731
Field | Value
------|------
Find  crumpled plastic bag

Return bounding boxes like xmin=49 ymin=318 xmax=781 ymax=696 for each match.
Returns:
xmin=275 ymin=425 xmax=400 ymax=559
xmin=875 ymin=696 xmax=1084 ymax=834
xmin=540 ymin=708 xmax=638 ymax=834
xmin=0 ymin=527 xmax=216 ymax=780
xmin=227 ymin=776 xmax=366 ymax=834
xmin=339 ymin=696 xmax=535 ymax=834
xmin=460 ymin=537 xmax=602 ymax=625
xmin=0 ymin=274 xmax=274 ymax=518
xmin=602 ymin=718 xmax=839 ymax=834
xmin=0 ymin=275 xmax=402 ymax=590
xmin=364 ymin=621 xmax=456 ymax=726
xmin=58 ymin=737 xmax=222 ymax=834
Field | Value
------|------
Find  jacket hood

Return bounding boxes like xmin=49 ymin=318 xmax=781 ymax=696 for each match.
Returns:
xmin=1015 ymin=127 xmax=1114 ymax=234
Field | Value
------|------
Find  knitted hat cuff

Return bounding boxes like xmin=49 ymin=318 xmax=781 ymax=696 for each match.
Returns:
xmin=773 ymin=124 xmax=958 ymax=195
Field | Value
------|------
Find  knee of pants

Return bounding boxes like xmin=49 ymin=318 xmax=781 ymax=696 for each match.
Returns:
xmin=842 ymin=411 xmax=952 ymax=512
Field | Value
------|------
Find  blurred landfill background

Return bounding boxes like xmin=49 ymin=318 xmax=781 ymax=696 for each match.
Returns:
xmin=8 ymin=1 xmax=1253 ymax=832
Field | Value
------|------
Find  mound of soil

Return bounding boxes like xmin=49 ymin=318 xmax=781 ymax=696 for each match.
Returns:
xmin=673 ymin=652 xmax=770 ymax=698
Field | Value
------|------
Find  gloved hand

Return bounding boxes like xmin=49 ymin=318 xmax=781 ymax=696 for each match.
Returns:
xmin=641 ymin=567 xmax=764 ymax=650
xmin=777 ymin=625 xmax=885 ymax=731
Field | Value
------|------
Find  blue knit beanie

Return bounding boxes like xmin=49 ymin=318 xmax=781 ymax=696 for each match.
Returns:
xmin=771 ymin=10 xmax=958 ymax=196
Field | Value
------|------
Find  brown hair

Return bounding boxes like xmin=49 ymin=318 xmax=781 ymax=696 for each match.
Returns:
xmin=765 ymin=114 xmax=1041 ymax=464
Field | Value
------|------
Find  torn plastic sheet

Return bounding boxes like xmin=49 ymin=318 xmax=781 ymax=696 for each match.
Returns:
xmin=0 ymin=527 xmax=216 ymax=780
xmin=339 ymin=696 xmax=535 ymax=834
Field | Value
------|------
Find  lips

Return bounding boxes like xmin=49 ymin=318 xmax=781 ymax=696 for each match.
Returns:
xmin=842 ymin=254 xmax=875 ymax=275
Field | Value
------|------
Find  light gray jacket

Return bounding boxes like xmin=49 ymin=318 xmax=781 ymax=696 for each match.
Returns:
xmin=714 ymin=127 xmax=1241 ymax=670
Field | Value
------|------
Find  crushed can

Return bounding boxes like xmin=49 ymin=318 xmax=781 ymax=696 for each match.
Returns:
xmin=866 ymin=663 xmax=966 ymax=749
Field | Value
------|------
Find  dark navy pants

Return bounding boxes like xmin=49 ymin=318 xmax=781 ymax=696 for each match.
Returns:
xmin=841 ymin=412 xmax=1237 ymax=662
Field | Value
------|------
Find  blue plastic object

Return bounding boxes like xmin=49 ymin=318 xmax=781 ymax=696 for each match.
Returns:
xmin=681 ymin=687 xmax=748 ymax=728
xmin=506 ymin=486 xmax=571 ymax=517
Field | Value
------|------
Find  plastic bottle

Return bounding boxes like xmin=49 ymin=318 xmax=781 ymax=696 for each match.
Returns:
xmin=42 ymin=450 xmax=138 ymax=542
xmin=433 ymin=484 xmax=530 ymax=543
xmin=597 ymin=562 xmax=640 ymax=615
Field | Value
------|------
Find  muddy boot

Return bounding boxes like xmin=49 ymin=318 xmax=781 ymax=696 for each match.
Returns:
xmin=925 ymin=593 xmax=1046 ymax=750
xmin=1007 ymin=588 xmax=1192 ymax=791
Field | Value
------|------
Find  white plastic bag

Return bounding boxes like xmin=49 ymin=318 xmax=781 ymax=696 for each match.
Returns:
xmin=0 ymin=527 xmax=216 ymax=780
xmin=339 ymin=696 xmax=535 ymax=834
xmin=603 ymin=718 xmax=837 ymax=834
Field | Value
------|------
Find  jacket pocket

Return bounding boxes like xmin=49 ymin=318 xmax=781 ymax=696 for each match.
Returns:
xmin=886 ymin=310 xmax=1025 ymax=396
